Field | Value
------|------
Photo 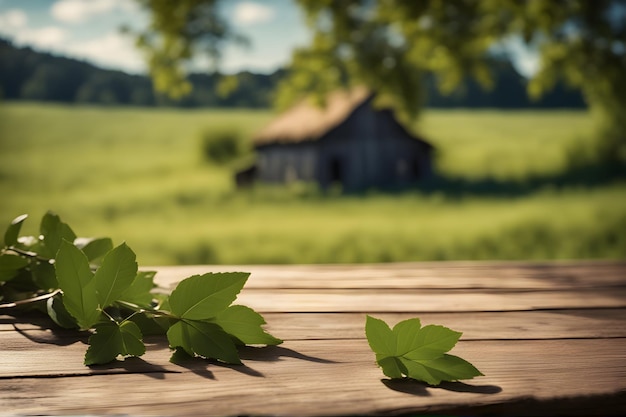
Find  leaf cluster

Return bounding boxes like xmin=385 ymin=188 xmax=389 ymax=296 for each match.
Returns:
xmin=0 ymin=211 xmax=281 ymax=366
xmin=366 ymin=315 xmax=482 ymax=385
xmin=2 ymin=211 xmax=483 ymax=384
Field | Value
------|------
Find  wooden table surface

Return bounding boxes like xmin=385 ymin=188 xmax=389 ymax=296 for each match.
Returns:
xmin=2 ymin=260 xmax=625 ymax=416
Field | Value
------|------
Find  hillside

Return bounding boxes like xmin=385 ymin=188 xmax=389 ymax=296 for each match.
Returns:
xmin=0 ymin=37 xmax=585 ymax=109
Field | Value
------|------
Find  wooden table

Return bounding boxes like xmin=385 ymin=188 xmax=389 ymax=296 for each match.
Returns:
xmin=2 ymin=261 xmax=625 ymax=416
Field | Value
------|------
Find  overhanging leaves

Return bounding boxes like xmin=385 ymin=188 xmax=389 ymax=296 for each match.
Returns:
xmin=366 ymin=315 xmax=482 ymax=385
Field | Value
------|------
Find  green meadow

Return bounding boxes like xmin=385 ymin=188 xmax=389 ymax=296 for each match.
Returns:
xmin=1 ymin=102 xmax=624 ymax=265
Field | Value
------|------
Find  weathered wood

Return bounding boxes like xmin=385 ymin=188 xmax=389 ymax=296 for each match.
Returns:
xmin=2 ymin=260 xmax=625 ymax=416
xmin=152 ymin=261 xmax=626 ymax=290
xmin=234 ymin=288 xmax=626 ymax=312
xmin=1 ymin=339 xmax=625 ymax=416
xmin=4 ymin=309 xmax=625 ymax=340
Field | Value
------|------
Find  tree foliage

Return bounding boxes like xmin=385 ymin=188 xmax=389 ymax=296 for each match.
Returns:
xmin=132 ymin=0 xmax=246 ymax=99
xmin=280 ymin=0 xmax=625 ymax=164
xmin=134 ymin=0 xmax=624 ymax=166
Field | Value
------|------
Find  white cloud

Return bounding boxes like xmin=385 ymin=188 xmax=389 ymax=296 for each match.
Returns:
xmin=51 ymin=0 xmax=137 ymax=24
xmin=0 ymin=8 xmax=27 ymax=29
xmin=233 ymin=2 xmax=275 ymax=25
xmin=10 ymin=26 xmax=68 ymax=49
xmin=66 ymin=31 xmax=146 ymax=73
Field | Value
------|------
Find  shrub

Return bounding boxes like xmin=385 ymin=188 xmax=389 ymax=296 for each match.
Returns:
xmin=199 ymin=126 xmax=245 ymax=165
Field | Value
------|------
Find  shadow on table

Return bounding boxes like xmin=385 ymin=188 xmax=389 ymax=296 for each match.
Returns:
xmin=238 ymin=345 xmax=337 ymax=364
xmin=168 ymin=345 xmax=336 ymax=380
xmin=383 ymin=378 xmax=502 ymax=397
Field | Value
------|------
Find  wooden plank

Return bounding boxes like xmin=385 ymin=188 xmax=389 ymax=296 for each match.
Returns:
xmin=3 ymin=309 xmax=626 ymax=340
xmin=260 ymin=309 xmax=626 ymax=341
xmin=2 ymin=339 xmax=625 ymax=416
xmin=152 ymin=261 xmax=626 ymax=290
xmin=234 ymin=288 xmax=626 ymax=312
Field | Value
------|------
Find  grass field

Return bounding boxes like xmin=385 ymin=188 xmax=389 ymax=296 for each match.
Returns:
xmin=1 ymin=102 xmax=624 ymax=265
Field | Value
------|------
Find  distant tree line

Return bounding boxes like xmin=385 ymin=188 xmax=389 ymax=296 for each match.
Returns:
xmin=0 ymin=37 xmax=585 ymax=109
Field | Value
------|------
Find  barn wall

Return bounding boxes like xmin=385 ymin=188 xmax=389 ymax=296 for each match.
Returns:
xmin=254 ymin=99 xmax=433 ymax=190
xmin=256 ymin=143 xmax=318 ymax=183
xmin=317 ymin=101 xmax=380 ymax=190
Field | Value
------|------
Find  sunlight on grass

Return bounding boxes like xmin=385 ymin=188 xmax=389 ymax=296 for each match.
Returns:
xmin=1 ymin=103 xmax=623 ymax=265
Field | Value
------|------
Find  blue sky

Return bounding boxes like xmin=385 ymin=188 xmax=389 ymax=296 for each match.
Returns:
xmin=0 ymin=0 xmax=539 ymax=76
xmin=0 ymin=0 xmax=312 ymax=74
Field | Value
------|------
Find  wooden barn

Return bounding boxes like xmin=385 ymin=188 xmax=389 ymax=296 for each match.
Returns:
xmin=242 ymin=88 xmax=434 ymax=191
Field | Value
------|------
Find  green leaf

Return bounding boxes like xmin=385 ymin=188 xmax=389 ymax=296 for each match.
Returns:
xmin=0 ymin=253 xmax=29 ymax=282
xmin=118 ymin=271 xmax=156 ymax=307
xmin=168 ymin=272 xmax=250 ymax=320
xmin=84 ymin=320 xmax=146 ymax=365
xmin=212 ymin=305 xmax=282 ymax=345
xmin=394 ymin=321 xmax=461 ymax=360
xmin=55 ymin=240 xmax=100 ymax=329
xmin=4 ymin=214 xmax=28 ymax=246
xmin=75 ymin=237 xmax=113 ymax=263
xmin=129 ymin=312 xmax=169 ymax=336
xmin=366 ymin=315 xmax=482 ymax=385
xmin=377 ymin=355 xmax=404 ymax=379
xmin=167 ymin=319 xmax=241 ymax=364
xmin=39 ymin=211 xmax=77 ymax=258
xmin=365 ymin=315 xmax=396 ymax=356
xmin=94 ymin=242 xmax=137 ymax=308
xmin=31 ymin=260 xmax=57 ymax=290
xmin=46 ymin=293 xmax=78 ymax=329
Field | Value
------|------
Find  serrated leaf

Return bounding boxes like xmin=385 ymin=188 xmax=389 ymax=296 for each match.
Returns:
xmin=377 ymin=355 xmax=403 ymax=379
xmin=365 ymin=315 xmax=396 ymax=356
xmin=75 ymin=237 xmax=113 ymax=263
xmin=366 ymin=315 xmax=482 ymax=385
xmin=167 ymin=319 xmax=241 ymax=364
xmin=94 ymin=242 xmax=137 ymax=308
xmin=212 ymin=305 xmax=282 ymax=345
xmin=4 ymin=214 xmax=28 ymax=246
xmin=394 ymin=321 xmax=461 ymax=360
xmin=55 ymin=240 xmax=100 ymax=329
xmin=118 ymin=271 xmax=156 ymax=307
xmin=398 ymin=354 xmax=483 ymax=385
xmin=168 ymin=272 xmax=250 ymax=320
xmin=0 ymin=253 xmax=29 ymax=282
xmin=84 ymin=320 xmax=145 ymax=365
xmin=39 ymin=212 xmax=76 ymax=258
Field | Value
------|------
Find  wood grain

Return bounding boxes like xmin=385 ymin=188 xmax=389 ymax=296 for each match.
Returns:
xmin=2 ymin=339 xmax=625 ymax=416
xmin=2 ymin=260 xmax=625 ymax=416
xmin=152 ymin=261 xmax=626 ymax=290
xmin=233 ymin=288 xmax=626 ymax=312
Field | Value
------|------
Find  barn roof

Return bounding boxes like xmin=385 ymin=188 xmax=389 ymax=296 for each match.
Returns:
xmin=253 ymin=87 xmax=373 ymax=146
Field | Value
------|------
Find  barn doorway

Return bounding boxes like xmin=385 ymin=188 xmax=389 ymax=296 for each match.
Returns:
xmin=329 ymin=156 xmax=345 ymax=187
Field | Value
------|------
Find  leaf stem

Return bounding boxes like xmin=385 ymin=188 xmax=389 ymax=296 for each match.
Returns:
xmin=116 ymin=300 xmax=173 ymax=318
xmin=5 ymin=246 xmax=53 ymax=263
xmin=0 ymin=288 xmax=62 ymax=309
